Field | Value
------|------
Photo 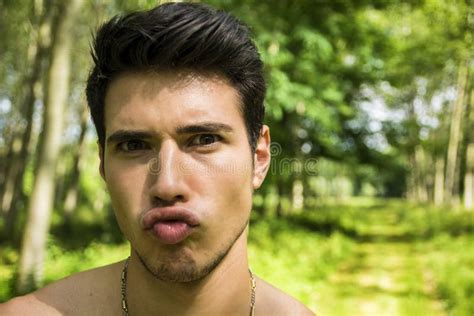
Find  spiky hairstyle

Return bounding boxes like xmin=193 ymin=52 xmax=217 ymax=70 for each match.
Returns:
xmin=86 ymin=2 xmax=266 ymax=152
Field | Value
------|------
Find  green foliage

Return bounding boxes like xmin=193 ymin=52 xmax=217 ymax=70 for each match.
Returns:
xmin=43 ymin=238 xmax=129 ymax=284
xmin=309 ymin=199 xmax=474 ymax=315
xmin=305 ymin=199 xmax=474 ymax=239
xmin=0 ymin=245 xmax=17 ymax=301
xmin=248 ymin=215 xmax=354 ymax=307
xmin=394 ymin=205 xmax=474 ymax=238
xmin=426 ymin=235 xmax=474 ymax=316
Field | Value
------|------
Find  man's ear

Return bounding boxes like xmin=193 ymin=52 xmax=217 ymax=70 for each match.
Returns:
xmin=98 ymin=141 xmax=105 ymax=180
xmin=252 ymin=125 xmax=271 ymax=190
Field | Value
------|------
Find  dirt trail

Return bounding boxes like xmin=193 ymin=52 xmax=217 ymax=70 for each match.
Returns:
xmin=313 ymin=210 xmax=446 ymax=316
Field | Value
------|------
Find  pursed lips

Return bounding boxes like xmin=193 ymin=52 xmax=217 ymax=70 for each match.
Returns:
xmin=141 ymin=206 xmax=200 ymax=245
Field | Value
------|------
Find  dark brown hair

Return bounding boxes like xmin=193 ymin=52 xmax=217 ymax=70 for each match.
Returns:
xmin=86 ymin=2 xmax=266 ymax=152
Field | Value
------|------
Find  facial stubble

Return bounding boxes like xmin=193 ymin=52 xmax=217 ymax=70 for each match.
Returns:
xmin=135 ymin=217 xmax=250 ymax=283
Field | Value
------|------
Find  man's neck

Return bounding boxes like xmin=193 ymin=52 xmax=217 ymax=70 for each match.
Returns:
xmin=125 ymin=234 xmax=252 ymax=315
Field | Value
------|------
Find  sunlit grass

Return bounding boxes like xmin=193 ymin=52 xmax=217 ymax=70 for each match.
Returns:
xmin=424 ymin=234 xmax=474 ymax=316
xmin=248 ymin=216 xmax=354 ymax=311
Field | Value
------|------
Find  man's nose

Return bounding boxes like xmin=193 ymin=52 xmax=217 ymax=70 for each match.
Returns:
xmin=147 ymin=140 xmax=188 ymax=203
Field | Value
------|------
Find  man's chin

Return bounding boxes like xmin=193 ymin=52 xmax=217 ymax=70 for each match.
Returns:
xmin=136 ymin=251 xmax=218 ymax=283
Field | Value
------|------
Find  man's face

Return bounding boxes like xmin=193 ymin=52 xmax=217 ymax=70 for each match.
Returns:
xmin=101 ymin=71 xmax=269 ymax=282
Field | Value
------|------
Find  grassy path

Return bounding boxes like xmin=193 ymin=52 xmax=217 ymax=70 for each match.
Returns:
xmin=313 ymin=207 xmax=446 ymax=316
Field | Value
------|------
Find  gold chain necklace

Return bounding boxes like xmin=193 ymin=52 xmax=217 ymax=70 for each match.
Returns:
xmin=121 ymin=257 xmax=256 ymax=316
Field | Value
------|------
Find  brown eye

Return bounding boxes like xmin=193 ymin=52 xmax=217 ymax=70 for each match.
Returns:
xmin=191 ymin=134 xmax=221 ymax=146
xmin=119 ymin=140 xmax=149 ymax=152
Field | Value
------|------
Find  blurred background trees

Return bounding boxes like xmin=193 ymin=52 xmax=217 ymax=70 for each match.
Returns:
xmin=0 ymin=0 xmax=472 ymax=313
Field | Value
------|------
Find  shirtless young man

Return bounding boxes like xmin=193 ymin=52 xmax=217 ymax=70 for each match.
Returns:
xmin=1 ymin=3 xmax=314 ymax=315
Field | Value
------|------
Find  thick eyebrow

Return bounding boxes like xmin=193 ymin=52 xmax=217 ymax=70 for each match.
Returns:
xmin=175 ymin=122 xmax=234 ymax=134
xmin=106 ymin=123 xmax=234 ymax=145
xmin=106 ymin=130 xmax=153 ymax=145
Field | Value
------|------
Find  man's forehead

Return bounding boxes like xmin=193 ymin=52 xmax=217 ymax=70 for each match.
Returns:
xmin=104 ymin=70 xmax=242 ymax=110
xmin=107 ymin=69 xmax=235 ymax=96
xmin=103 ymin=70 xmax=245 ymax=138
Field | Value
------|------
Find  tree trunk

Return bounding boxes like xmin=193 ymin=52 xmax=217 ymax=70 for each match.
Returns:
xmin=445 ymin=59 xmax=469 ymax=205
xmin=415 ymin=145 xmax=429 ymax=203
xmin=16 ymin=0 xmax=84 ymax=294
xmin=405 ymin=93 xmax=421 ymax=203
xmin=2 ymin=4 xmax=55 ymax=239
xmin=1 ymin=135 xmax=22 ymax=215
xmin=464 ymin=88 xmax=474 ymax=210
xmin=276 ymin=179 xmax=285 ymax=218
xmin=63 ymin=101 xmax=89 ymax=219
xmin=424 ymin=153 xmax=434 ymax=203
xmin=434 ymin=156 xmax=445 ymax=206
xmin=465 ymin=145 xmax=474 ymax=210
xmin=53 ymin=152 xmax=68 ymax=208
xmin=292 ymin=178 xmax=304 ymax=212
xmin=407 ymin=151 xmax=417 ymax=202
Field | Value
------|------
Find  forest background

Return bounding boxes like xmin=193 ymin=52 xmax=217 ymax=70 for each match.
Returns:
xmin=0 ymin=0 xmax=473 ymax=315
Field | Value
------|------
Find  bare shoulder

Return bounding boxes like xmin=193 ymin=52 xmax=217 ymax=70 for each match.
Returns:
xmin=0 ymin=293 xmax=62 ymax=316
xmin=255 ymin=277 xmax=316 ymax=316
xmin=0 ymin=261 xmax=124 ymax=316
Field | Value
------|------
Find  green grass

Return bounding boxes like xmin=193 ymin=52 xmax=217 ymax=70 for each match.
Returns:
xmin=309 ymin=199 xmax=473 ymax=316
xmin=424 ymin=234 xmax=474 ymax=316
xmin=248 ymin=215 xmax=354 ymax=311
